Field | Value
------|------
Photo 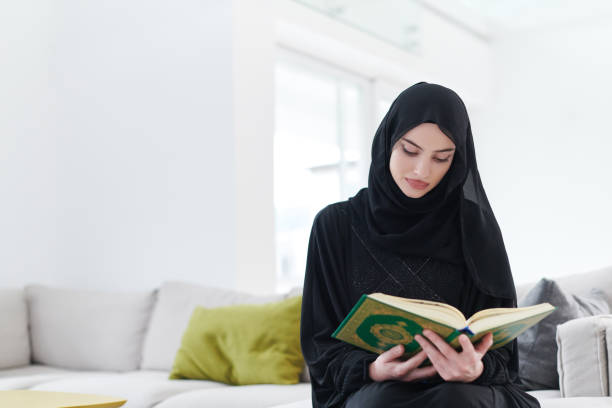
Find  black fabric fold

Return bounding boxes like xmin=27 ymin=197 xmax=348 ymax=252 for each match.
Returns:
xmin=300 ymin=82 xmax=536 ymax=408
xmin=351 ymin=82 xmax=515 ymax=299
xmin=300 ymin=208 xmax=379 ymax=407
xmin=300 ymin=202 xmax=534 ymax=407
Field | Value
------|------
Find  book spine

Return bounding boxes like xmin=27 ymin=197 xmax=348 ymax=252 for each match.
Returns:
xmin=331 ymin=294 xmax=369 ymax=339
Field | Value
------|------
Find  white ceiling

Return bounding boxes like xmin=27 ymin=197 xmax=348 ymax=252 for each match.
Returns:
xmin=292 ymin=0 xmax=424 ymax=52
xmin=292 ymin=0 xmax=612 ymax=49
xmin=453 ymin=0 xmax=612 ymax=32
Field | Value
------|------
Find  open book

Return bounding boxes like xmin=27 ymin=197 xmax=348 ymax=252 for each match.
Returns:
xmin=332 ymin=293 xmax=555 ymax=359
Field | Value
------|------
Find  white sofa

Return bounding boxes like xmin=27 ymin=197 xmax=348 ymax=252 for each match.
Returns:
xmin=2 ymin=267 xmax=612 ymax=408
xmin=0 ymin=281 xmax=311 ymax=408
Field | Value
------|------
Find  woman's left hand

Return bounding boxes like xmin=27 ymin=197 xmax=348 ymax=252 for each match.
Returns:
xmin=414 ymin=329 xmax=494 ymax=383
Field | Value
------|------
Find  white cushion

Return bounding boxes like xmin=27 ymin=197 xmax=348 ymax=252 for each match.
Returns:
xmin=140 ymin=281 xmax=286 ymax=371
xmin=30 ymin=370 xmax=227 ymax=407
xmin=526 ymin=390 xmax=562 ymax=399
xmin=556 ymin=315 xmax=612 ymax=397
xmin=0 ymin=365 xmax=100 ymax=390
xmin=538 ymin=398 xmax=612 ymax=408
xmin=0 ymin=289 xmax=30 ymax=369
xmin=26 ymin=284 xmax=156 ymax=371
xmin=154 ymin=383 xmax=312 ymax=408
xmin=0 ymin=364 xmax=70 ymax=379
xmin=267 ymin=401 xmax=311 ymax=408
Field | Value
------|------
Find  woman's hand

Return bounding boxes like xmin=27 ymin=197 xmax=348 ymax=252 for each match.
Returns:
xmin=414 ymin=330 xmax=494 ymax=383
xmin=368 ymin=344 xmax=438 ymax=382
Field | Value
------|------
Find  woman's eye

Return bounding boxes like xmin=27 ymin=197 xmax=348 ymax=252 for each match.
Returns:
xmin=402 ymin=147 xmax=418 ymax=155
xmin=403 ymin=146 xmax=451 ymax=163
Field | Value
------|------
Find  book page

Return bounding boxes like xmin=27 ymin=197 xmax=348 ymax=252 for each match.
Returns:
xmin=467 ymin=303 xmax=554 ymax=333
xmin=369 ymin=293 xmax=467 ymax=329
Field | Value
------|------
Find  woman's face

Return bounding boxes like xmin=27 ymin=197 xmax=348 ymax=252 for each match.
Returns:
xmin=389 ymin=122 xmax=456 ymax=198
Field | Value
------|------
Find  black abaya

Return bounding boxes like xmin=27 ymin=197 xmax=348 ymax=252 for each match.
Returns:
xmin=300 ymin=82 xmax=539 ymax=407
xmin=300 ymin=201 xmax=540 ymax=408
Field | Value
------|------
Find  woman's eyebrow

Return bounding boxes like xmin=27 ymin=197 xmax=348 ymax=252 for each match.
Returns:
xmin=402 ymin=137 xmax=455 ymax=153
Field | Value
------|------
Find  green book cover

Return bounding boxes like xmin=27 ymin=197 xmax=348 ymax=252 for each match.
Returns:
xmin=331 ymin=293 xmax=556 ymax=361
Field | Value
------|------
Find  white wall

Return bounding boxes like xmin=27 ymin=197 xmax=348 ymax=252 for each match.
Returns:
xmin=3 ymin=1 xmax=603 ymax=294
xmin=0 ymin=0 xmax=239 ymax=291
xmin=0 ymin=2 xmax=59 ymax=288
xmin=0 ymin=0 xmax=494 ymax=293
xmin=232 ymin=0 xmax=277 ymax=294
xmin=477 ymin=20 xmax=612 ymax=284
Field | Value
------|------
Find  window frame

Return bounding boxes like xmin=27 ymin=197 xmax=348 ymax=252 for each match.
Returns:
xmin=273 ymin=46 xmax=409 ymax=292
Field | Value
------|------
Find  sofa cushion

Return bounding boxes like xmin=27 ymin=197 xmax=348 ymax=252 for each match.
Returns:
xmin=0 ymin=365 xmax=84 ymax=390
xmin=140 ymin=281 xmax=286 ymax=371
xmin=30 ymin=370 xmax=227 ymax=407
xmin=154 ymin=383 xmax=312 ymax=408
xmin=267 ymin=402 xmax=311 ymax=408
xmin=25 ymin=284 xmax=156 ymax=371
xmin=537 ymin=397 xmax=612 ymax=408
xmin=169 ymin=296 xmax=303 ymax=385
xmin=0 ymin=289 xmax=30 ymax=369
xmin=556 ymin=315 xmax=612 ymax=397
xmin=517 ymin=278 xmax=609 ymax=390
xmin=0 ymin=364 xmax=70 ymax=379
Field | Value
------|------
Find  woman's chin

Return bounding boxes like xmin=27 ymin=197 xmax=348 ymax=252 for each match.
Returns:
xmin=401 ymin=187 xmax=428 ymax=198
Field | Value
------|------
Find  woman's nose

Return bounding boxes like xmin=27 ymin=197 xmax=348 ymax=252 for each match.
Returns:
xmin=413 ymin=159 xmax=430 ymax=178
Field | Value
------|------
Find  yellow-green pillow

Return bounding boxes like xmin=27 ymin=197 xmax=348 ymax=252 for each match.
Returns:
xmin=169 ymin=295 xmax=304 ymax=385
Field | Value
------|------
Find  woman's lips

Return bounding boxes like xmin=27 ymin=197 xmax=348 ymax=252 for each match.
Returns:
xmin=406 ymin=178 xmax=429 ymax=190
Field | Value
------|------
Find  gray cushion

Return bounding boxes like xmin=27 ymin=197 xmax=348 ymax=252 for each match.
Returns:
xmin=516 ymin=265 xmax=612 ymax=309
xmin=517 ymin=278 xmax=610 ymax=390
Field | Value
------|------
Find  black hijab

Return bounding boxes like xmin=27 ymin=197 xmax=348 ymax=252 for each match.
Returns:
xmin=349 ymin=82 xmax=516 ymax=300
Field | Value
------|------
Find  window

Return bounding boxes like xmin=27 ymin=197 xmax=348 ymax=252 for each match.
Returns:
xmin=273 ymin=48 xmax=405 ymax=292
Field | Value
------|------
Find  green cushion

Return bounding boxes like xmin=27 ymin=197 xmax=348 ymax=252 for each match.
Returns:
xmin=169 ymin=295 xmax=304 ymax=385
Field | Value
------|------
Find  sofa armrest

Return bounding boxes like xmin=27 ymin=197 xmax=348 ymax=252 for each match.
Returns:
xmin=556 ymin=314 xmax=612 ymax=397
xmin=608 ymin=327 xmax=612 ymax=396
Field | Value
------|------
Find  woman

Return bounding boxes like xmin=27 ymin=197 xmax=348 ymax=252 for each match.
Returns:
xmin=300 ymin=82 xmax=540 ymax=407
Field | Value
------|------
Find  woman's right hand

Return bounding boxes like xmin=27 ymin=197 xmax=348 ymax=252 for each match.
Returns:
xmin=368 ymin=344 xmax=438 ymax=382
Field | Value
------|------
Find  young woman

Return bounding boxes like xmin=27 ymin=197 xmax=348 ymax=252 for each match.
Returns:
xmin=300 ymin=82 xmax=540 ymax=407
